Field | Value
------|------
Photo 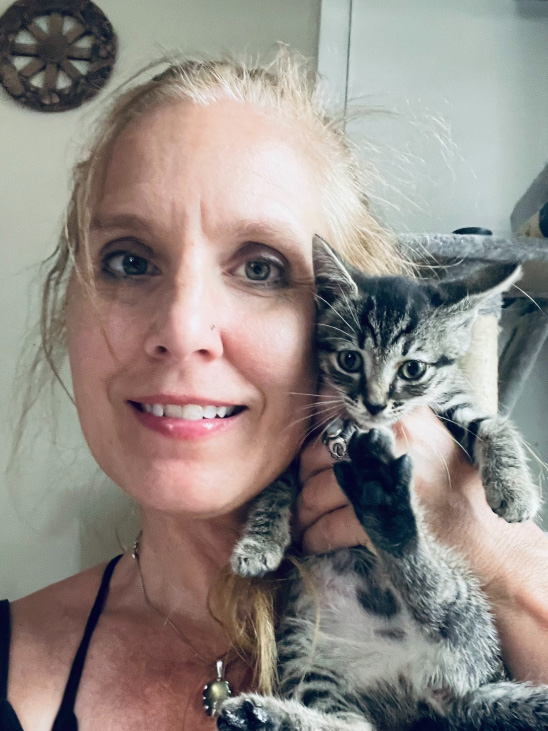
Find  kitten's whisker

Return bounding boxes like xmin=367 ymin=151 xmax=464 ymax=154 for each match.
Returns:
xmin=399 ymin=421 xmax=412 ymax=453
xmin=283 ymin=405 xmax=340 ymax=435
xmin=511 ymin=284 xmax=547 ymax=315
xmin=311 ymin=412 xmax=347 ymax=445
xmin=293 ymin=401 xmax=343 ymax=414
xmin=437 ymin=415 xmax=484 ymax=450
xmin=518 ymin=439 xmax=547 ymax=498
xmin=405 ymin=414 xmax=453 ymax=490
xmin=317 ymin=322 xmax=356 ymax=338
xmin=282 ymin=413 xmax=316 ymax=432
xmin=339 ymin=289 xmax=361 ymax=329
xmin=305 ymin=406 xmax=344 ymax=421
xmin=316 ymin=335 xmax=356 ymax=348
xmin=298 ymin=410 xmax=342 ymax=447
xmin=432 ymin=444 xmax=453 ymax=491
xmin=314 ymin=294 xmax=357 ymax=334
xmin=314 ymin=408 xmax=345 ymax=432
xmin=288 ymin=391 xmax=344 ymax=399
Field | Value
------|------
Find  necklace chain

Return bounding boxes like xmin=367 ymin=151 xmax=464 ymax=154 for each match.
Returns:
xmin=132 ymin=532 xmax=209 ymax=663
xmin=131 ymin=531 xmax=232 ymax=716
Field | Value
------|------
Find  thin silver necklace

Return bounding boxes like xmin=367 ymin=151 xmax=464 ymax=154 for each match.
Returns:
xmin=131 ymin=532 xmax=232 ymax=717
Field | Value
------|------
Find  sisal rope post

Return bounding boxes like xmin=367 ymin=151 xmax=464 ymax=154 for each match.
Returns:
xmin=460 ymin=312 xmax=500 ymax=417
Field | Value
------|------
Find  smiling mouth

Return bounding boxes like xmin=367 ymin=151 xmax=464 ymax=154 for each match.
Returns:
xmin=129 ymin=402 xmax=246 ymax=421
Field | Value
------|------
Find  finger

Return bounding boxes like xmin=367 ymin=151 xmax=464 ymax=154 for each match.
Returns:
xmin=296 ymin=467 xmax=349 ymax=532
xmin=299 ymin=436 xmax=333 ymax=483
xmin=301 ymin=506 xmax=375 ymax=555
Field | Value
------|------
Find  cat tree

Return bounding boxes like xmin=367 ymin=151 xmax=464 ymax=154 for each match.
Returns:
xmin=397 ymin=232 xmax=548 ymax=416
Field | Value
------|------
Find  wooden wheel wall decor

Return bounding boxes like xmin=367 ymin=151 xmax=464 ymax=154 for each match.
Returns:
xmin=0 ymin=0 xmax=117 ymax=112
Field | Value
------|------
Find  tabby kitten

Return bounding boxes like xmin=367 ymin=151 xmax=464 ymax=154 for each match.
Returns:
xmin=218 ymin=237 xmax=546 ymax=731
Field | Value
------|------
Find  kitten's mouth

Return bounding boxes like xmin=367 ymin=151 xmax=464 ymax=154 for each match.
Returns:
xmin=350 ymin=408 xmax=396 ymax=430
xmin=129 ymin=401 xmax=246 ymax=420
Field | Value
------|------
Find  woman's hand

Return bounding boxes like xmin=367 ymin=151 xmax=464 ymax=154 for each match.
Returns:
xmin=299 ymin=408 xmax=496 ymax=553
xmin=297 ymin=407 xmax=504 ymax=581
xmin=297 ymin=406 xmax=548 ymax=683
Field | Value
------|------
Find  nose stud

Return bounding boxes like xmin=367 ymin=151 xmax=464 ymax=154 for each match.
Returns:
xmin=210 ymin=324 xmax=216 ymax=331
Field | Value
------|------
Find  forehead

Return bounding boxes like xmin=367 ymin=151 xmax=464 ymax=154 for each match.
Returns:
xmin=96 ymin=99 xmax=323 ymax=247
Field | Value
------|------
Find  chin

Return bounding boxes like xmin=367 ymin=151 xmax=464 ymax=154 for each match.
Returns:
xmin=120 ymin=462 xmax=264 ymax=518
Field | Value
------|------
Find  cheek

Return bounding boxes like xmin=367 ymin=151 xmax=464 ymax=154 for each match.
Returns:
xmin=65 ymin=288 xmax=138 ymax=425
xmin=66 ymin=287 xmax=141 ymax=374
xmin=233 ymin=301 xmax=315 ymax=394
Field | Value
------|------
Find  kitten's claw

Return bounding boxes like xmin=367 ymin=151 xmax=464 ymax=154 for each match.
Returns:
xmin=323 ymin=419 xmax=358 ymax=460
xmin=485 ymin=487 xmax=539 ymax=523
xmin=231 ymin=539 xmax=284 ymax=578
xmin=218 ymin=699 xmax=270 ymax=730
xmin=218 ymin=695 xmax=293 ymax=731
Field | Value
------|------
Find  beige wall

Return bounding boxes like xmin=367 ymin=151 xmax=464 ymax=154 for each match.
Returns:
xmin=0 ymin=0 xmax=320 ymax=599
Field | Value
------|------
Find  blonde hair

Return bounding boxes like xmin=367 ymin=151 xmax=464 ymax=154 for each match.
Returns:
xmin=33 ymin=47 xmax=403 ymax=694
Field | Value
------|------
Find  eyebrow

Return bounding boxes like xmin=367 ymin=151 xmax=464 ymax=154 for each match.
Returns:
xmin=91 ymin=214 xmax=305 ymax=245
xmin=90 ymin=213 xmax=154 ymax=234
xmin=232 ymin=220 xmax=306 ymax=248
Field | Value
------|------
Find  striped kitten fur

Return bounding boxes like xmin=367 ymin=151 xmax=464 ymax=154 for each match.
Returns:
xmin=219 ymin=237 xmax=546 ymax=731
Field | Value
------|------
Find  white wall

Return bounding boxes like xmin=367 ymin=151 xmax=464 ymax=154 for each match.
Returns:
xmin=0 ymin=0 xmax=320 ymax=599
xmin=319 ymin=0 xmax=548 ymax=518
xmin=344 ymin=0 xmax=548 ymax=237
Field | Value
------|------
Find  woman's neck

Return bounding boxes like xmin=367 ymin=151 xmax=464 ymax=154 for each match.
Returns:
xmin=133 ymin=508 xmax=243 ymax=651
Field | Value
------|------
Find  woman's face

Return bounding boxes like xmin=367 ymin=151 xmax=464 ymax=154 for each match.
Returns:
xmin=66 ymin=98 xmax=322 ymax=519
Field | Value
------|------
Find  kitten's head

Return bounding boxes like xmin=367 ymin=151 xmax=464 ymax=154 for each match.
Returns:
xmin=312 ymin=235 xmax=520 ymax=429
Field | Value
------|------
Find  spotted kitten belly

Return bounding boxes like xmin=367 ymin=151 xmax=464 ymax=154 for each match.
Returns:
xmin=279 ymin=552 xmax=455 ymax=710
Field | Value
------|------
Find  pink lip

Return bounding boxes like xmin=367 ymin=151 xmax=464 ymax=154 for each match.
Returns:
xmin=129 ymin=402 xmax=243 ymax=441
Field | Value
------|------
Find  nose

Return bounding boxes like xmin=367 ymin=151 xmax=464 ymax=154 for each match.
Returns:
xmin=364 ymin=400 xmax=387 ymax=416
xmin=144 ymin=269 xmax=224 ymax=362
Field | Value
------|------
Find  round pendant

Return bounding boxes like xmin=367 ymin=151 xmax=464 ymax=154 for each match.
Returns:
xmin=203 ymin=660 xmax=232 ymax=717
xmin=203 ymin=679 xmax=231 ymax=717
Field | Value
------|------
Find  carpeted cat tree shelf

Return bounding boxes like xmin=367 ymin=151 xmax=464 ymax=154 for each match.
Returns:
xmin=397 ymin=233 xmax=548 ymax=415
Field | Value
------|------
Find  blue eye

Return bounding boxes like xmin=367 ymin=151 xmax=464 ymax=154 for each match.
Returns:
xmin=235 ymin=255 xmax=285 ymax=287
xmin=245 ymin=260 xmax=273 ymax=281
xmin=102 ymin=252 xmax=158 ymax=278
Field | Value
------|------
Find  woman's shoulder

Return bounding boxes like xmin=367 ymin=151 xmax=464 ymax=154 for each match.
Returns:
xmin=5 ymin=560 xmax=113 ymax=730
xmin=10 ymin=559 xmax=110 ymax=646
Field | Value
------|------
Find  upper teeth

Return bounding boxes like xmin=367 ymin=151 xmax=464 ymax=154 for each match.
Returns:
xmin=142 ymin=404 xmax=235 ymax=420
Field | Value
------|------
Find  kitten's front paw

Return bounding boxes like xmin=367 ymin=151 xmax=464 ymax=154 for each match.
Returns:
xmin=334 ymin=429 xmax=417 ymax=555
xmin=218 ymin=695 xmax=293 ymax=731
xmin=231 ymin=538 xmax=284 ymax=578
xmin=475 ymin=417 xmax=540 ymax=523
xmin=484 ymin=481 xmax=539 ymax=523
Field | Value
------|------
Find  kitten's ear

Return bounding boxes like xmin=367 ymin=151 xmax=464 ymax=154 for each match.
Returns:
xmin=433 ymin=263 xmax=522 ymax=312
xmin=312 ymin=235 xmax=359 ymax=308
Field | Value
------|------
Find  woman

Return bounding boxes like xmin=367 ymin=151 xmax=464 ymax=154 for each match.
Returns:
xmin=2 ymin=52 xmax=548 ymax=731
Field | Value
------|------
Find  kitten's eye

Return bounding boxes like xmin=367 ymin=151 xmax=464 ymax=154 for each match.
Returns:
xmin=399 ymin=360 xmax=427 ymax=380
xmin=337 ymin=350 xmax=362 ymax=373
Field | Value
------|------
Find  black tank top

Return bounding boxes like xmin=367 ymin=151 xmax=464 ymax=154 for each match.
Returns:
xmin=0 ymin=554 xmax=122 ymax=731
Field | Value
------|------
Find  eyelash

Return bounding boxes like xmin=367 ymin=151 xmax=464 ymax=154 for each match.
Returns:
xmin=232 ymin=255 xmax=287 ymax=288
xmin=101 ymin=251 xmax=159 ymax=280
xmin=99 ymin=245 xmax=289 ymax=288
